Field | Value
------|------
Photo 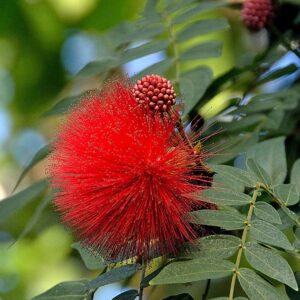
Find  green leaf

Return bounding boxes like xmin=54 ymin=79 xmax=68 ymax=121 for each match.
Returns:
xmin=44 ymin=90 xmax=96 ymax=117
xmin=202 ymin=189 xmax=252 ymax=206
xmin=17 ymin=192 xmax=52 ymax=241
xmin=280 ymin=206 xmax=300 ymax=223
xmin=187 ymin=234 xmax=241 ymax=258
xmin=166 ymin=0 xmax=194 ymax=13
xmin=263 ymin=109 xmax=284 ymax=130
xmin=0 ymin=231 xmax=13 ymax=243
xmin=180 ymin=41 xmax=223 ymax=60
xmin=177 ymin=18 xmax=229 ymax=42
xmin=211 ymin=165 xmax=257 ymax=188
xmin=234 ymin=94 xmax=280 ymax=114
xmin=274 ymin=184 xmax=299 ymax=206
xmin=120 ymin=40 xmax=169 ymax=64
xmin=249 ymin=219 xmax=293 ymax=250
xmin=180 ymin=67 xmax=213 ymax=115
xmin=238 ymin=268 xmax=283 ymax=300
xmin=78 ymin=57 xmax=119 ymax=77
xmin=244 ymin=242 xmax=298 ymax=290
xmin=172 ymin=1 xmax=226 ymax=25
xmin=112 ymin=290 xmax=139 ymax=300
xmin=133 ymin=59 xmax=173 ymax=80
xmin=291 ymin=159 xmax=300 ymax=194
xmin=163 ymin=294 xmax=193 ymax=300
xmin=0 ymin=180 xmax=48 ymax=225
xmin=208 ymin=133 xmax=259 ymax=165
xmin=13 ymin=145 xmax=51 ymax=192
xmin=31 ymin=280 xmax=88 ymax=300
xmin=256 ymin=64 xmax=299 ymax=85
xmin=87 ymin=264 xmax=139 ymax=290
xmin=246 ymin=137 xmax=287 ymax=185
xmin=192 ymin=209 xmax=245 ymax=230
xmin=149 ymin=257 xmax=234 ymax=285
xmin=254 ymin=202 xmax=281 ymax=224
xmin=212 ymin=173 xmax=244 ymax=193
xmin=72 ymin=243 xmax=106 ymax=271
xmin=221 ymin=114 xmax=266 ymax=132
xmin=246 ymin=158 xmax=272 ymax=187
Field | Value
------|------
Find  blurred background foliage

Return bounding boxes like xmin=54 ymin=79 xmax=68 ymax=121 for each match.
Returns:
xmin=0 ymin=0 xmax=300 ymax=299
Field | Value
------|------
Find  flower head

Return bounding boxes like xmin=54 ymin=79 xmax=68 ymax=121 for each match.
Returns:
xmin=132 ymin=74 xmax=176 ymax=112
xmin=242 ymin=0 xmax=273 ymax=31
xmin=48 ymin=79 xmax=210 ymax=261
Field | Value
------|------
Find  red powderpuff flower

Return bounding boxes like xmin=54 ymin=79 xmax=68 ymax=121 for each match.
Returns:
xmin=242 ymin=0 xmax=273 ymax=31
xmin=48 ymin=79 xmax=211 ymax=261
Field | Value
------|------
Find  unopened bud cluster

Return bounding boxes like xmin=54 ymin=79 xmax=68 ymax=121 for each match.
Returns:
xmin=242 ymin=0 xmax=273 ymax=31
xmin=132 ymin=74 xmax=176 ymax=112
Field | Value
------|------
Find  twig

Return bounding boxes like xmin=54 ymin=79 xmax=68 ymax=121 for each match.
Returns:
xmin=139 ymin=262 xmax=147 ymax=300
xmin=202 ymin=279 xmax=211 ymax=300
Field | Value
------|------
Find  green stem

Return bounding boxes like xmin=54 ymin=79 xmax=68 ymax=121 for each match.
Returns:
xmin=139 ymin=263 xmax=147 ymax=300
xmin=228 ymin=183 xmax=260 ymax=300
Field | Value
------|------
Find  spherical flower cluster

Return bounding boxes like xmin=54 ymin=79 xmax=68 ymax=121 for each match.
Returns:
xmin=48 ymin=78 xmax=211 ymax=261
xmin=242 ymin=0 xmax=273 ymax=31
xmin=132 ymin=74 xmax=176 ymax=112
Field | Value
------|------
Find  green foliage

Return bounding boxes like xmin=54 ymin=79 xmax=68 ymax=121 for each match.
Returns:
xmin=31 ymin=280 xmax=89 ymax=300
xmin=149 ymin=258 xmax=234 ymax=285
xmin=72 ymin=243 xmax=106 ymax=271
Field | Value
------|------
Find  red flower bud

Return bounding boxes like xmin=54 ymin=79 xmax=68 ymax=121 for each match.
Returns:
xmin=132 ymin=74 xmax=176 ymax=113
xmin=242 ymin=0 xmax=273 ymax=31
